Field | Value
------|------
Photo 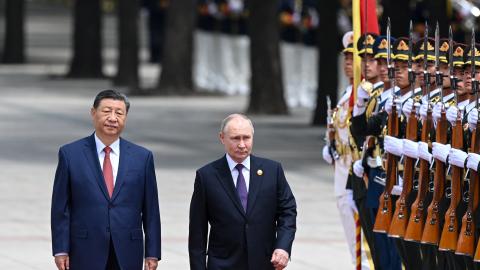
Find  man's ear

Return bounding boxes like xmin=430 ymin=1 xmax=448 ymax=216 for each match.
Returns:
xmin=219 ymin=132 xmax=225 ymax=144
xmin=90 ymin=107 xmax=96 ymax=118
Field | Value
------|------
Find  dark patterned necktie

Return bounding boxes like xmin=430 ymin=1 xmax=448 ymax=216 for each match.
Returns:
xmin=235 ymin=164 xmax=248 ymax=211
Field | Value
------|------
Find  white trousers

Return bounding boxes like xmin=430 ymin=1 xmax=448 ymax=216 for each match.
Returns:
xmin=336 ymin=193 xmax=371 ymax=269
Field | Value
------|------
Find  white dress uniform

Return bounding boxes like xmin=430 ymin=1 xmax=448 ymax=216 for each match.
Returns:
xmin=325 ymin=85 xmax=371 ymax=269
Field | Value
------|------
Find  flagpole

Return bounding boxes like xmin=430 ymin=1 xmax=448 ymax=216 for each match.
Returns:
xmin=351 ymin=0 xmax=362 ymax=111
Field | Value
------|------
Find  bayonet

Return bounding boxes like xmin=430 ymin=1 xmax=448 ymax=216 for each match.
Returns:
xmin=424 ymin=21 xmax=431 ymax=108
xmin=387 ymin=17 xmax=396 ymax=99
xmin=449 ymin=25 xmax=458 ymax=105
xmin=435 ymin=22 xmax=443 ymax=102
xmin=472 ymin=28 xmax=478 ymax=109
xmin=408 ymin=20 xmax=415 ymax=97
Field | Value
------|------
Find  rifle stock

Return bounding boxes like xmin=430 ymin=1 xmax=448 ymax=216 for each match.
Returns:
xmin=439 ymin=118 xmax=464 ymax=251
xmin=389 ymin=108 xmax=418 ymax=238
xmin=404 ymin=110 xmax=432 ymax=242
xmin=373 ymin=103 xmax=399 ymax=233
xmin=422 ymin=110 xmax=448 ymax=245
xmin=458 ymin=124 xmax=480 ymax=256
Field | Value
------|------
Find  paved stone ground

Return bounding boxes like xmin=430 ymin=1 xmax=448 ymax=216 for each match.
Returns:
xmin=0 ymin=2 xmax=353 ymax=270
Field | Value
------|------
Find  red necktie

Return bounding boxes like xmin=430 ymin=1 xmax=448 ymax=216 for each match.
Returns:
xmin=103 ymin=146 xmax=114 ymax=198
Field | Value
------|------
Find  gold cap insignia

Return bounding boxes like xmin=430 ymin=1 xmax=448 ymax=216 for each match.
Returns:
xmin=420 ymin=42 xmax=434 ymax=51
xmin=378 ymin=39 xmax=388 ymax=49
xmin=468 ymin=48 xmax=480 ymax=57
xmin=257 ymin=169 xmax=263 ymax=176
xmin=440 ymin=42 xmax=449 ymax=52
xmin=454 ymin=46 xmax=464 ymax=57
xmin=365 ymin=35 xmax=375 ymax=46
xmin=397 ymin=40 xmax=409 ymax=51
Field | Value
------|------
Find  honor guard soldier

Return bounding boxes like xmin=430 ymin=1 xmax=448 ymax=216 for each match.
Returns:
xmin=383 ymin=36 xmax=424 ymax=270
xmin=440 ymin=42 xmax=480 ymax=270
xmin=351 ymin=33 xmax=403 ymax=270
xmin=323 ymin=31 xmax=372 ymax=269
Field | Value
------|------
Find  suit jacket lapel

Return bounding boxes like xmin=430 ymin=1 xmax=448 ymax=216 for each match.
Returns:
xmin=83 ymin=134 xmax=110 ymax=200
xmin=214 ymin=156 xmax=246 ymax=217
xmin=246 ymin=155 xmax=264 ymax=215
xmin=111 ymin=138 xmax=128 ymax=201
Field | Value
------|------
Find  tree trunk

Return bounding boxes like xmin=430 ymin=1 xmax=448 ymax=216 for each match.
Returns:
xmin=67 ymin=0 xmax=103 ymax=78
xmin=247 ymin=0 xmax=288 ymax=114
xmin=2 ymin=0 xmax=25 ymax=63
xmin=380 ymin=0 xmax=410 ymax=37
xmin=155 ymin=0 xmax=195 ymax=95
xmin=113 ymin=0 xmax=139 ymax=93
xmin=312 ymin=0 xmax=338 ymax=125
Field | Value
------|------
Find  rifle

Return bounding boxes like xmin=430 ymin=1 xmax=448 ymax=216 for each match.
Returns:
xmin=389 ymin=22 xmax=416 ymax=238
xmin=326 ymin=95 xmax=339 ymax=161
xmin=373 ymin=18 xmax=399 ymax=233
xmin=459 ymin=29 xmax=480 ymax=257
xmin=422 ymin=23 xmax=450 ymax=245
xmin=438 ymin=30 xmax=471 ymax=251
xmin=404 ymin=22 xmax=432 ymax=242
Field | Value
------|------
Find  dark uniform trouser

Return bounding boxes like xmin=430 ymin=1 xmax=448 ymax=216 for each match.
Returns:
xmin=390 ymin=192 xmax=423 ymax=270
xmin=355 ymin=195 xmax=380 ymax=268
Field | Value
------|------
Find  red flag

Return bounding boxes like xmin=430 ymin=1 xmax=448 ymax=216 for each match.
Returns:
xmin=349 ymin=0 xmax=379 ymax=109
xmin=360 ymin=0 xmax=379 ymax=35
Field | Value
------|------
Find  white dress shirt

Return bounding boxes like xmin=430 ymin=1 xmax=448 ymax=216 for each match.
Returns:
xmin=226 ymin=154 xmax=250 ymax=191
xmin=94 ymin=133 xmax=120 ymax=184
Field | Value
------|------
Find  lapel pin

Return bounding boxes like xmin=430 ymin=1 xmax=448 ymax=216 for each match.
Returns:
xmin=257 ymin=169 xmax=263 ymax=176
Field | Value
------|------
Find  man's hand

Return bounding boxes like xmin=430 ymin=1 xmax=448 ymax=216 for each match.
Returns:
xmin=145 ymin=258 xmax=158 ymax=270
xmin=271 ymin=249 xmax=289 ymax=270
xmin=54 ymin=255 xmax=69 ymax=270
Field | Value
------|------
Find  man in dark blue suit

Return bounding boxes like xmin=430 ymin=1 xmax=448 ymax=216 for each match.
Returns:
xmin=51 ymin=90 xmax=161 ymax=270
xmin=189 ymin=114 xmax=297 ymax=270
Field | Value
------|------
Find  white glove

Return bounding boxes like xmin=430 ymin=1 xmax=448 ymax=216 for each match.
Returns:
xmin=402 ymin=98 xmax=414 ymax=117
xmin=384 ymin=135 xmax=403 ymax=157
xmin=449 ymin=148 xmax=468 ymax=168
xmin=403 ymin=139 xmax=419 ymax=159
xmin=353 ymin=84 xmax=370 ymax=116
xmin=467 ymin=153 xmax=480 ymax=171
xmin=432 ymin=103 xmax=443 ymax=123
xmin=446 ymin=106 xmax=459 ymax=125
xmin=432 ymin=142 xmax=451 ymax=163
xmin=357 ymin=83 xmax=370 ymax=100
xmin=419 ymin=103 xmax=428 ymax=121
xmin=347 ymin=192 xmax=358 ymax=213
xmin=391 ymin=185 xmax=403 ymax=195
xmin=468 ymin=108 xmax=479 ymax=131
xmin=353 ymin=160 xmax=364 ymax=178
xmin=391 ymin=176 xmax=404 ymax=196
xmin=322 ymin=145 xmax=333 ymax=164
xmin=418 ymin=141 xmax=432 ymax=163
xmin=385 ymin=96 xmax=393 ymax=114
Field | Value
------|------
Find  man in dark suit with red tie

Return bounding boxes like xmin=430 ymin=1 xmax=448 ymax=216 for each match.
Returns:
xmin=188 ymin=114 xmax=297 ymax=270
xmin=51 ymin=90 xmax=161 ymax=270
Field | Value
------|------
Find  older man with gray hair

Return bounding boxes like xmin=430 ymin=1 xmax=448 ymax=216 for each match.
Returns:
xmin=189 ymin=113 xmax=297 ymax=270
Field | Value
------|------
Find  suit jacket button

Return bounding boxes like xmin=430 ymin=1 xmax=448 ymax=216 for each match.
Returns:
xmin=245 ymin=224 xmax=249 ymax=229
xmin=106 ymin=227 xmax=110 ymax=232
xmin=108 ymin=203 xmax=113 ymax=209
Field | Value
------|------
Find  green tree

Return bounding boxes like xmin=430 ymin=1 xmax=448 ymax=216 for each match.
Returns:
xmin=113 ymin=0 xmax=140 ymax=93
xmin=68 ymin=0 xmax=103 ymax=78
xmin=2 ymin=0 xmax=25 ymax=63
xmin=312 ymin=0 xmax=338 ymax=125
xmin=156 ymin=0 xmax=195 ymax=94
xmin=247 ymin=0 xmax=288 ymax=114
